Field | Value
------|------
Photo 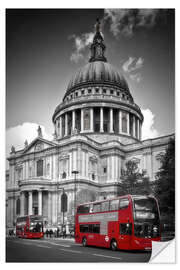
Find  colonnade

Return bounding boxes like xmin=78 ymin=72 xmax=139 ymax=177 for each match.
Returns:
xmin=55 ymin=107 xmax=142 ymax=140
xmin=20 ymin=190 xmax=43 ymax=216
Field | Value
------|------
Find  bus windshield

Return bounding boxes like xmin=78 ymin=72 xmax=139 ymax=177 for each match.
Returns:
xmin=29 ymin=216 xmax=43 ymax=233
xmin=133 ymin=197 xmax=159 ymax=222
xmin=133 ymin=197 xmax=160 ymax=238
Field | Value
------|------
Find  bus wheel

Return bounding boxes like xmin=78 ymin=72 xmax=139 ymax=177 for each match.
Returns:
xmin=82 ymin=237 xmax=87 ymax=247
xmin=110 ymin=239 xmax=117 ymax=251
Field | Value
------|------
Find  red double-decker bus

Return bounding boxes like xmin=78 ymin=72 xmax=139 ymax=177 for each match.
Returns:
xmin=16 ymin=215 xmax=44 ymax=239
xmin=75 ymin=195 xmax=161 ymax=250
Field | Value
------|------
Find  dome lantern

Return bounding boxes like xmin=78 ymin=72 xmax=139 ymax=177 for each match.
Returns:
xmin=89 ymin=18 xmax=107 ymax=63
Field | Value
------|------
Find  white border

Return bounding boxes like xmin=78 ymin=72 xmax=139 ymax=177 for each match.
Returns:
xmin=1 ymin=1 xmax=179 ymax=269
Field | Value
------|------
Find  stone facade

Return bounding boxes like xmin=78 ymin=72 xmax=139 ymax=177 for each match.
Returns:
xmin=6 ymin=21 xmax=174 ymax=232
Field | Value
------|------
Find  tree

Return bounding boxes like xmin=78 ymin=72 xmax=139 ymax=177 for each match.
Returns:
xmin=155 ymin=138 xmax=175 ymax=224
xmin=121 ymin=160 xmax=152 ymax=195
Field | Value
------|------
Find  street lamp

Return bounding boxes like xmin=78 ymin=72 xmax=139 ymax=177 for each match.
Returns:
xmin=72 ymin=170 xmax=79 ymax=227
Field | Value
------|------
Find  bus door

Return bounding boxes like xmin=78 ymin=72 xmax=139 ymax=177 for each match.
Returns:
xmin=119 ymin=221 xmax=132 ymax=249
xmin=88 ymin=224 xmax=101 ymax=246
xmin=108 ymin=221 xmax=119 ymax=247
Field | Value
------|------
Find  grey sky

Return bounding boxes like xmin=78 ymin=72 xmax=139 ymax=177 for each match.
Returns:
xmin=6 ymin=9 xmax=175 ymax=140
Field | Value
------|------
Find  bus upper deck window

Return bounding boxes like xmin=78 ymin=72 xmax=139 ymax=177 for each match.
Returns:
xmin=110 ymin=199 xmax=119 ymax=211
xmin=119 ymin=198 xmax=129 ymax=209
xmin=93 ymin=203 xmax=101 ymax=213
xmin=77 ymin=205 xmax=90 ymax=214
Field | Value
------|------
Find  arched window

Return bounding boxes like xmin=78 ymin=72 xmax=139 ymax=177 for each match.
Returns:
xmin=92 ymin=173 xmax=95 ymax=180
xmin=16 ymin=198 xmax=20 ymax=215
xmin=61 ymin=193 xmax=68 ymax=212
xmin=122 ymin=112 xmax=127 ymax=133
xmin=37 ymin=159 xmax=43 ymax=177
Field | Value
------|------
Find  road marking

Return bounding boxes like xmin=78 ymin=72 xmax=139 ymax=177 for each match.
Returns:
xmin=92 ymin=253 xmax=122 ymax=260
xmin=20 ymin=242 xmax=33 ymax=245
xmin=35 ymin=244 xmax=51 ymax=249
xmin=59 ymin=248 xmax=82 ymax=254
xmin=48 ymin=242 xmax=70 ymax=248
xmin=10 ymin=240 xmax=22 ymax=244
xmin=22 ymin=239 xmax=45 ymax=242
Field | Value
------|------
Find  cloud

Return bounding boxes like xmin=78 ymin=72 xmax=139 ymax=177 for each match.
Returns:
xmin=69 ymin=32 xmax=94 ymax=63
xmin=129 ymin=73 xmax=142 ymax=83
xmin=104 ymin=9 xmax=165 ymax=38
xmin=122 ymin=56 xmax=144 ymax=73
xmin=122 ymin=56 xmax=144 ymax=83
xmin=141 ymin=109 xmax=159 ymax=140
xmin=6 ymin=122 xmax=52 ymax=160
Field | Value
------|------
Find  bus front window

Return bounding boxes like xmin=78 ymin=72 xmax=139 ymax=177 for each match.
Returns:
xmin=30 ymin=222 xmax=43 ymax=233
xmin=133 ymin=197 xmax=160 ymax=238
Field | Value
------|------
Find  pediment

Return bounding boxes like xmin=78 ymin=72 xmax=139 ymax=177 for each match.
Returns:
xmin=23 ymin=137 xmax=57 ymax=154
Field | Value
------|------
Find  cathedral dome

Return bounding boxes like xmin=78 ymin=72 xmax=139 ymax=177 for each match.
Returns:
xmin=66 ymin=61 xmax=129 ymax=94
xmin=64 ymin=19 xmax=131 ymax=100
xmin=52 ymin=19 xmax=143 ymax=143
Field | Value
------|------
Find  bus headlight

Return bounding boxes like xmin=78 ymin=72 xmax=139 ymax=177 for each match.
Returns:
xmin=153 ymin=226 xmax=158 ymax=232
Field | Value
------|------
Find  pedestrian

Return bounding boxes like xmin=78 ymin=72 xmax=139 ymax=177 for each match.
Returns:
xmin=46 ymin=229 xmax=49 ymax=238
xmin=50 ymin=229 xmax=53 ymax=238
xmin=62 ymin=226 xmax=66 ymax=239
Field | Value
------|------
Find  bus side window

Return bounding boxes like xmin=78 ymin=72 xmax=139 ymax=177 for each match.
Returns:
xmin=89 ymin=204 xmax=93 ymax=213
xmin=120 ymin=223 xmax=132 ymax=235
xmin=93 ymin=224 xmax=100 ymax=234
xmin=119 ymin=198 xmax=129 ymax=209
xmin=89 ymin=224 xmax=93 ymax=233
xmin=80 ymin=225 xmax=89 ymax=233
xmin=78 ymin=205 xmax=90 ymax=214
xmin=101 ymin=201 xmax=109 ymax=212
xmin=110 ymin=199 xmax=119 ymax=211
xmin=93 ymin=203 xmax=101 ymax=213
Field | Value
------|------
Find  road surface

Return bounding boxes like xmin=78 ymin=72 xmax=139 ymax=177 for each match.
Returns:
xmin=6 ymin=237 xmax=151 ymax=263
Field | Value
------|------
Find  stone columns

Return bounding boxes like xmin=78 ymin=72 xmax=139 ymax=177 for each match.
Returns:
xmin=137 ymin=118 xmax=140 ymax=139
xmin=85 ymin=151 xmax=89 ymax=178
xmin=127 ymin=113 xmax=130 ymax=135
xmin=133 ymin=115 xmax=136 ymax=137
xmin=56 ymin=120 xmax=59 ymax=137
xmin=110 ymin=108 xmax=114 ymax=133
xmin=72 ymin=110 xmax=76 ymax=132
xmin=48 ymin=191 xmax=52 ymax=225
xmin=65 ymin=113 xmax=68 ymax=136
xmin=139 ymin=122 xmax=142 ymax=140
xmin=22 ymin=163 xmax=25 ymax=180
xmin=111 ymin=156 xmax=115 ymax=180
xmin=81 ymin=109 xmax=84 ymax=132
xmin=100 ymin=107 xmax=104 ymax=132
xmin=28 ymin=191 xmax=33 ymax=215
xmin=119 ymin=110 xmax=122 ymax=134
xmin=20 ymin=192 xmax=25 ymax=216
xmin=59 ymin=116 xmax=62 ymax=138
xmin=38 ymin=190 xmax=42 ymax=215
xmin=90 ymin=108 xmax=94 ymax=132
